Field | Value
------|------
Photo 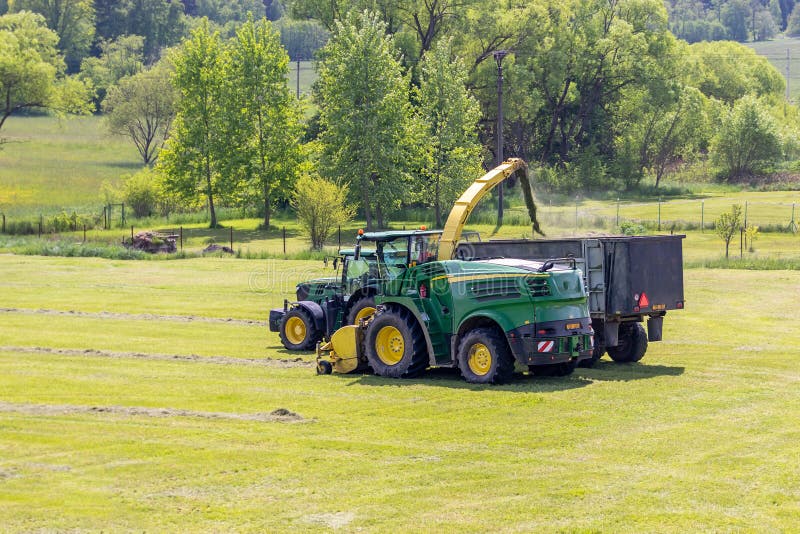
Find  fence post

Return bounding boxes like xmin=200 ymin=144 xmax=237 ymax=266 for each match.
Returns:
xmin=740 ymin=227 xmax=744 ymax=258
xmin=180 ymin=226 xmax=183 ymax=250
xmin=83 ymin=224 xmax=86 ymax=243
xmin=338 ymin=225 xmax=341 ymax=248
xmin=230 ymin=226 xmax=233 ymax=251
xmin=38 ymin=221 xmax=42 ymax=238
xmin=701 ymin=201 xmax=704 ymax=233
xmin=121 ymin=203 xmax=126 ymax=226
xmin=282 ymin=226 xmax=286 ymax=255
xmin=131 ymin=225 xmax=134 ymax=242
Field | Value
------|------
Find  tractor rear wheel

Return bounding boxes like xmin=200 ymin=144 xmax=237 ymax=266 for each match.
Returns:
xmin=279 ymin=307 xmax=322 ymax=351
xmin=365 ymin=307 xmax=428 ymax=378
xmin=346 ymin=295 xmax=376 ymax=325
xmin=607 ymin=322 xmax=648 ymax=363
xmin=457 ymin=328 xmax=515 ymax=384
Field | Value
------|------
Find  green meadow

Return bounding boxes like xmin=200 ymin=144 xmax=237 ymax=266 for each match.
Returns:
xmin=1 ymin=255 xmax=799 ymax=531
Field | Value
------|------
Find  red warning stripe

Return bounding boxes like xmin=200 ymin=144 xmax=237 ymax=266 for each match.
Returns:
xmin=537 ymin=340 xmax=555 ymax=353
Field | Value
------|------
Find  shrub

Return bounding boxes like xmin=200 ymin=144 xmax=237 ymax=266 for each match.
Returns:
xmin=291 ymin=174 xmax=354 ymax=250
xmin=711 ymin=96 xmax=781 ymax=180
xmin=121 ymin=168 xmax=161 ymax=218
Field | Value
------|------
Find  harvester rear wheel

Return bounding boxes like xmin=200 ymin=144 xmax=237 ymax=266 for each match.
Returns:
xmin=279 ymin=307 xmax=322 ymax=351
xmin=457 ymin=328 xmax=514 ymax=384
xmin=365 ymin=307 xmax=427 ymax=378
xmin=607 ymin=322 xmax=648 ymax=363
xmin=346 ymin=295 xmax=376 ymax=325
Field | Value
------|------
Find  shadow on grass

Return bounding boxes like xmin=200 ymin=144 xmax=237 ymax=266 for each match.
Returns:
xmin=335 ymin=366 xmax=593 ymax=393
xmin=579 ymin=359 xmax=684 ymax=381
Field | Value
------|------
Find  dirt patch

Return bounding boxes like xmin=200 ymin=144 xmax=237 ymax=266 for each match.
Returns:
xmin=0 ymin=401 xmax=309 ymax=423
xmin=0 ymin=346 xmax=313 ymax=368
xmin=0 ymin=307 xmax=266 ymax=327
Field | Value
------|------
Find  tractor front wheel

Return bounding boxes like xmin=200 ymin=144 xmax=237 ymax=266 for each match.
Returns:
xmin=365 ymin=307 xmax=428 ymax=378
xmin=457 ymin=328 xmax=515 ymax=384
xmin=607 ymin=322 xmax=648 ymax=363
xmin=279 ymin=307 xmax=322 ymax=351
xmin=346 ymin=295 xmax=376 ymax=325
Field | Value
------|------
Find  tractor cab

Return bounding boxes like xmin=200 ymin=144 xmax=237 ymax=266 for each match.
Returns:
xmin=355 ymin=230 xmax=443 ymax=278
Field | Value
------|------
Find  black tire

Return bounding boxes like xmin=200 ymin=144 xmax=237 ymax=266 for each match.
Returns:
xmin=607 ymin=322 xmax=648 ymax=363
xmin=530 ymin=360 xmax=576 ymax=377
xmin=316 ymin=360 xmax=333 ymax=375
xmin=279 ymin=307 xmax=322 ymax=351
xmin=457 ymin=328 xmax=515 ymax=384
xmin=346 ymin=295 xmax=376 ymax=325
xmin=365 ymin=307 xmax=428 ymax=378
xmin=578 ymin=340 xmax=605 ymax=368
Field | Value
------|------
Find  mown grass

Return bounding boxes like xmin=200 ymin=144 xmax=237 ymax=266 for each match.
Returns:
xmin=0 ymin=255 xmax=799 ymax=530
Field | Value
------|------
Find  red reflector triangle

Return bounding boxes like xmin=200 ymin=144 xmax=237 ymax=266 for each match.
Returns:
xmin=639 ymin=292 xmax=649 ymax=307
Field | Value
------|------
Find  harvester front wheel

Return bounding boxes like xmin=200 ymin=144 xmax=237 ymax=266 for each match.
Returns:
xmin=346 ymin=295 xmax=376 ymax=325
xmin=457 ymin=328 xmax=514 ymax=384
xmin=279 ymin=307 xmax=322 ymax=351
xmin=365 ymin=308 xmax=427 ymax=378
xmin=607 ymin=322 xmax=647 ymax=363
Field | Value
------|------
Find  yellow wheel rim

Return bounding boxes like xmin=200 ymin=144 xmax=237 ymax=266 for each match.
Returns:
xmin=375 ymin=325 xmax=405 ymax=366
xmin=284 ymin=316 xmax=307 ymax=345
xmin=468 ymin=343 xmax=493 ymax=376
xmin=353 ymin=306 xmax=376 ymax=323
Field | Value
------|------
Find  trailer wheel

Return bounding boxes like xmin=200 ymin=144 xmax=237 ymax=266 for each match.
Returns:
xmin=365 ymin=307 xmax=427 ymax=378
xmin=457 ymin=328 xmax=514 ymax=384
xmin=279 ymin=307 xmax=322 ymax=351
xmin=346 ymin=295 xmax=376 ymax=325
xmin=607 ymin=322 xmax=648 ymax=363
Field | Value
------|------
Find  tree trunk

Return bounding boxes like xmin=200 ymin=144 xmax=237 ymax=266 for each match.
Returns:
xmin=263 ymin=183 xmax=271 ymax=228
xmin=205 ymin=158 xmax=217 ymax=228
xmin=376 ymin=204 xmax=384 ymax=230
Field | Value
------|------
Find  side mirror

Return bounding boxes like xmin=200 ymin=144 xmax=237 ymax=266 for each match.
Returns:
xmin=537 ymin=260 xmax=554 ymax=273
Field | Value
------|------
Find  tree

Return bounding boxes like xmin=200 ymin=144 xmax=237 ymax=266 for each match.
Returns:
xmin=711 ymin=95 xmax=782 ymax=179
xmin=788 ymin=3 xmax=800 ymax=35
xmin=158 ymin=20 xmax=227 ymax=227
xmin=292 ymin=173 xmax=355 ymax=250
xmin=715 ymin=204 xmax=743 ymax=259
xmin=224 ymin=16 xmax=303 ymax=228
xmin=721 ymin=0 xmax=750 ymax=41
xmin=9 ymin=0 xmax=95 ymax=72
xmin=317 ymin=11 xmax=422 ymax=229
xmin=80 ymin=34 xmax=145 ymax=108
xmin=417 ymin=39 xmax=482 ymax=227
xmin=104 ymin=62 xmax=177 ymax=165
xmin=0 ymin=11 xmax=91 ymax=138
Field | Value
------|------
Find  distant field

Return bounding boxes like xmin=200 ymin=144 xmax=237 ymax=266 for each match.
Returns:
xmin=285 ymin=59 xmax=317 ymax=97
xmin=748 ymin=36 xmax=800 ymax=100
xmin=1 ymin=255 xmax=799 ymax=530
xmin=0 ymin=116 xmax=142 ymax=217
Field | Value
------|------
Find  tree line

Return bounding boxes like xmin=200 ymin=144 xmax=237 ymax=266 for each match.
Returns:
xmin=3 ymin=0 xmax=800 ymax=240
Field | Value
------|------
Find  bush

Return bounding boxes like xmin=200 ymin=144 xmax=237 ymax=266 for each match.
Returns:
xmin=291 ymin=174 xmax=354 ymax=250
xmin=711 ymin=96 xmax=781 ymax=180
xmin=121 ymin=168 xmax=163 ymax=218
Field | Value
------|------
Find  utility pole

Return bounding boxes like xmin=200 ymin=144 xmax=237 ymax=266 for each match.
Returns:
xmin=494 ymin=50 xmax=509 ymax=226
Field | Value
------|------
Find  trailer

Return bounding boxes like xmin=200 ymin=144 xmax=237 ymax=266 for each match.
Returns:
xmin=454 ymin=235 xmax=685 ymax=365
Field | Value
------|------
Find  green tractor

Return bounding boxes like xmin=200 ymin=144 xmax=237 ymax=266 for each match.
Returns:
xmin=315 ymin=228 xmax=594 ymax=383
xmin=269 ymin=247 xmax=383 ymax=350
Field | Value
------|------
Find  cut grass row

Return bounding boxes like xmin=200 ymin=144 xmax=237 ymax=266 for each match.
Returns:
xmin=0 ymin=255 xmax=799 ymax=530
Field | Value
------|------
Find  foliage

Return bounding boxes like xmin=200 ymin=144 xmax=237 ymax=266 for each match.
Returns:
xmin=789 ymin=2 xmax=800 ymax=34
xmin=79 ymin=35 xmax=144 ymax=107
xmin=712 ymin=96 xmax=782 ymax=180
xmin=103 ymin=61 xmax=177 ymax=165
xmin=120 ymin=168 xmax=162 ymax=218
xmin=0 ymin=11 xmax=91 ymax=138
xmin=316 ymin=10 xmax=423 ymax=229
xmin=222 ymin=16 xmax=303 ymax=228
xmin=417 ymin=38 xmax=482 ymax=227
xmin=158 ymin=20 xmax=227 ymax=228
xmin=619 ymin=221 xmax=647 ymax=236
xmin=291 ymin=173 xmax=354 ymax=249
xmin=715 ymin=204 xmax=743 ymax=258
xmin=277 ymin=17 xmax=329 ymax=60
xmin=10 ymin=0 xmax=95 ymax=71
xmin=92 ymin=0 xmax=187 ymax=62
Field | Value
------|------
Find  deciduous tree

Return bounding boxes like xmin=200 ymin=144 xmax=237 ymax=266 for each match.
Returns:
xmin=715 ymin=204 xmax=742 ymax=259
xmin=104 ymin=61 xmax=177 ymax=165
xmin=292 ymin=173 xmax=354 ymax=250
xmin=158 ymin=20 xmax=227 ymax=227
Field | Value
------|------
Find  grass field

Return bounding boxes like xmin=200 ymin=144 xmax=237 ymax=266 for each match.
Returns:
xmin=1 ymin=255 xmax=799 ymax=530
xmin=749 ymin=36 xmax=800 ymax=101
